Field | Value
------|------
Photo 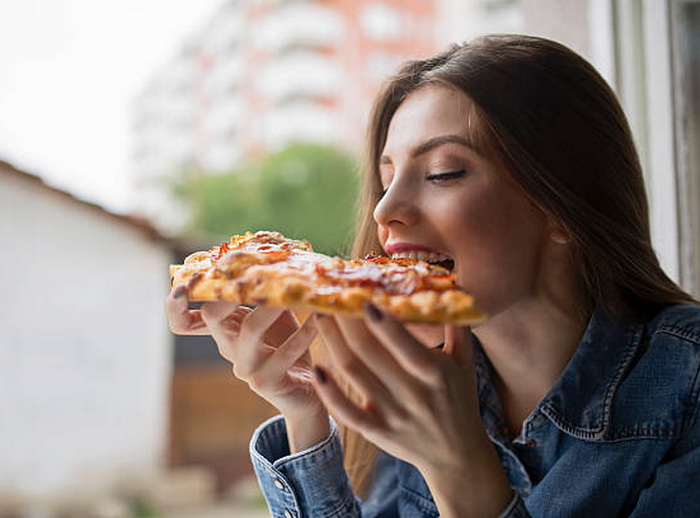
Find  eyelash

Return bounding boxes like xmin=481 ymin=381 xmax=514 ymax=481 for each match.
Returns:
xmin=426 ymin=169 xmax=466 ymax=183
xmin=379 ymin=169 xmax=466 ymax=198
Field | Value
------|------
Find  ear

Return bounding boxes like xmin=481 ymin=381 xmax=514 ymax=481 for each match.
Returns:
xmin=548 ymin=220 xmax=572 ymax=244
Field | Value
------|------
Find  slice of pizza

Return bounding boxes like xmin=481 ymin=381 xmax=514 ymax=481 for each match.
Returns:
xmin=170 ymin=231 xmax=484 ymax=324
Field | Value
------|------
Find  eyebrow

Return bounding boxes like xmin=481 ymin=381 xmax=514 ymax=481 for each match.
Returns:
xmin=380 ymin=134 xmax=475 ymax=164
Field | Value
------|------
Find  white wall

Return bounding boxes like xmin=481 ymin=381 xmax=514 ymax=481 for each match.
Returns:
xmin=0 ymin=170 xmax=173 ymax=509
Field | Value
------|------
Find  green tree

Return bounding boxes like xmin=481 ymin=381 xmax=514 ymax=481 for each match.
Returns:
xmin=181 ymin=143 xmax=360 ymax=256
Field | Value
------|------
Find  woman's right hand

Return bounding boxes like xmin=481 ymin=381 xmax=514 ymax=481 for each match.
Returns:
xmin=166 ymin=285 xmax=329 ymax=450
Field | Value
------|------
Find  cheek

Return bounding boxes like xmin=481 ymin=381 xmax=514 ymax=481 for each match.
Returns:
xmin=451 ymin=194 xmax=547 ymax=281
xmin=437 ymin=193 xmax=491 ymax=241
xmin=465 ymin=185 xmax=545 ymax=244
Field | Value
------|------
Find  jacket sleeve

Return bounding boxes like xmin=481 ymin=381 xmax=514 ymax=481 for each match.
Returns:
xmin=250 ymin=414 xmax=529 ymax=517
xmin=250 ymin=415 xmax=361 ymax=517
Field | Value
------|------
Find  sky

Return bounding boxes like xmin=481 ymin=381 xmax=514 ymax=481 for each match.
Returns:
xmin=0 ymin=0 xmax=223 ymax=213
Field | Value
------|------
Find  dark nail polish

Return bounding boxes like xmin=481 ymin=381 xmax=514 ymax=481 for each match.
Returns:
xmin=314 ymin=366 xmax=327 ymax=384
xmin=364 ymin=302 xmax=383 ymax=322
xmin=173 ymin=285 xmax=187 ymax=299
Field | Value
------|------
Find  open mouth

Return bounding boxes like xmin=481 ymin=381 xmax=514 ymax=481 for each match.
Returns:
xmin=391 ymin=251 xmax=455 ymax=272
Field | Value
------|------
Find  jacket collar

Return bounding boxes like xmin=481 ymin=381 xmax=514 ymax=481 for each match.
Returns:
xmin=474 ymin=307 xmax=645 ymax=442
xmin=538 ymin=308 xmax=645 ymax=440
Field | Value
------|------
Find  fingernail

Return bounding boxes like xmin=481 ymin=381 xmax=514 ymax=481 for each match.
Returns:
xmin=314 ymin=366 xmax=327 ymax=384
xmin=364 ymin=302 xmax=383 ymax=322
xmin=173 ymin=285 xmax=187 ymax=299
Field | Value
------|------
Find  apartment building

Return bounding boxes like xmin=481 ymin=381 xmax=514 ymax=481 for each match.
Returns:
xmin=131 ymin=0 xmax=440 ymax=231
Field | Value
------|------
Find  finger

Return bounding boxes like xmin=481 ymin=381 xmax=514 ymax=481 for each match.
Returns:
xmin=165 ymin=285 xmax=209 ymax=335
xmin=260 ymin=315 xmax=318 ymax=377
xmin=201 ymin=301 xmax=245 ymax=322
xmin=444 ymin=325 xmax=473 ymax=369
xmin=316 ymin=314 xmax=394 ymax=409
xmin=405 ymin=322 xmax=445 ymax=348
xmin=200 ymin=303 xmax=251 ymax=335
xmin=263 ymin=310 xmax=300 ymax=347
xmin=363 ymin=303 xmax=439 ymax=383
xmin=444 ymin=326 xmax=480 ymax=407
xmin=231 ymin=307 xmax=292 ymax=375
xmin=238 ymin=306 xmax=287 ymax=343
xmin=334 ymin=316 xmax=413 ymax=391
xmin=198 ymin=304 xmax=249 ymax=363
xmin=313 ymin=365 xmax=383 ymax=434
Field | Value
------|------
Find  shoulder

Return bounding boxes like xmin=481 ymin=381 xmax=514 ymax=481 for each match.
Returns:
xmin=645 ymin=303 xmax=700 ymax=345
xmin=637 ymin=304 xmax=700 ymax=391
xmin=640 ymin=304 xmax=700 ymax=386
xmin=611 ymin=304 xmax=700 ymax=439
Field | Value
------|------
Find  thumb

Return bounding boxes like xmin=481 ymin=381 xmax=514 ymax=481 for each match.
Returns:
xmin=444 ymin=325 xmax=473 ymax=368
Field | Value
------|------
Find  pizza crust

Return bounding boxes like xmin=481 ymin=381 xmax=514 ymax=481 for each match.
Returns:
xmin=170 ymin=231 xmax=484 ymax=324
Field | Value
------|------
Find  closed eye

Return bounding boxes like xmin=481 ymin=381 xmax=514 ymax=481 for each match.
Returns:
xmin=426 ymin=169 xmax=466 ymax=183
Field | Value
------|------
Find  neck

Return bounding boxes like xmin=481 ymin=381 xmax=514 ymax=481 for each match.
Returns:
xmin=474 ymin=299 xmax=589 ymax=433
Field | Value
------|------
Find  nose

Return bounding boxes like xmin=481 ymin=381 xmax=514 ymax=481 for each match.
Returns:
xmin=373 ymin=180 xmax=419 ymax=228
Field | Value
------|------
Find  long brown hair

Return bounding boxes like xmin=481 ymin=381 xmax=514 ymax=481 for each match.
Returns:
xmin=356 ymin=34 xmax=694 ymax=320
xmin=345 ymin=34 xmax=696 ymax=494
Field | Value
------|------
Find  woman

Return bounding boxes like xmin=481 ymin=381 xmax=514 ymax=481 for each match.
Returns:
xmin=167 ymin=35 xmax=700 ymax=516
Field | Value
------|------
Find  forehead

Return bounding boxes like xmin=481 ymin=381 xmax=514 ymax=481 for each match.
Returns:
xmin=383 ymin=85 xmax=475 ymax=156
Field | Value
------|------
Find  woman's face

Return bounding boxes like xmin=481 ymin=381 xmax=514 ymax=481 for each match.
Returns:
xmin=375 ymin=85 xmax=554 ymax=317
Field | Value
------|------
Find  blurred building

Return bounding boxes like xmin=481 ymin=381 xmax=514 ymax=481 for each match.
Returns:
xmin=131 ymin=0 xmax=440 ymax=233
xmin=0 ymin=160 xmax=173 ymax=514
xmin=0 ymin=158 xmax=291 ymax=514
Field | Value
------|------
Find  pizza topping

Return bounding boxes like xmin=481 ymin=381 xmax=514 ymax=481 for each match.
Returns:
xmin=170 ymin=231 xmax=483 ymax=324
xmin=211 ymin=242 xmax=231 ymax=262
xmin=254 ymin=241 xmax=299 ymax=255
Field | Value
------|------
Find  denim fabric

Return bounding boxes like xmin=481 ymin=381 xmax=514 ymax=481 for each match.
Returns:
xmin=250 ymin=304 xmax=700 ymax=517
xmin=251 ymin=417 xmax=360 ymax=517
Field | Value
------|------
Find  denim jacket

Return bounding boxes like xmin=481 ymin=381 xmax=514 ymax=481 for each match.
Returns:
xmin=250 ymin=304 xmax=700 ymax=517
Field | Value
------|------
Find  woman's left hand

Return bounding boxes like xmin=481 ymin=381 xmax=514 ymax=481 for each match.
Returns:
xmin=313 ymin=303 xmax=513 ymax=517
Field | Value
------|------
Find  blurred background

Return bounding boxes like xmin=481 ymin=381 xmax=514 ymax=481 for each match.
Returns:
xmin=1 ymin=0 xmax=698 ymax=516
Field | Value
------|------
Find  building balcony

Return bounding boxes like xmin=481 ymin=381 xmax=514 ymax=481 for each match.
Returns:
xmin=262 ymin=101 xmax=335 ymax=150
xmin=201 ymin=52 xmax=245 ymax=96
xmin=201 ymin=98 xmax=244 ymax=134
xmin=199 ymin=10 xmax=245 ymax=55
xmin=256 ymin=51 xmax=340 ymax=102
xmin=255 ymin=3 xmax=342 ymax=52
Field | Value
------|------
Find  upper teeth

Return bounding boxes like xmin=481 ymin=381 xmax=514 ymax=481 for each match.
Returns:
xmin=391 ymin=250 xmax=451 ymax=264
